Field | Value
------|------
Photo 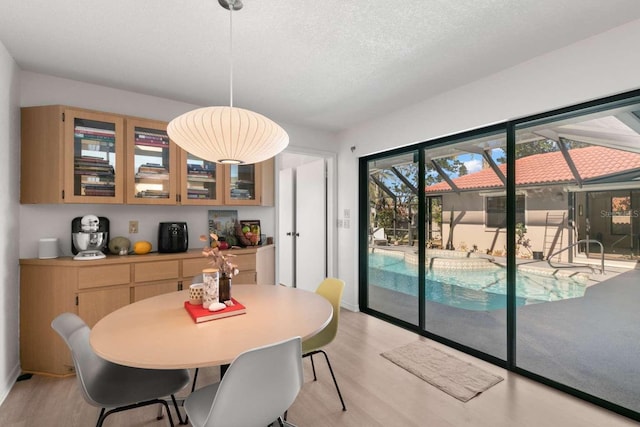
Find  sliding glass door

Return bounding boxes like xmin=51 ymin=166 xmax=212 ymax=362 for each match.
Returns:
xmin=514 ymin=97 xmax=640 ymax=414
xmin=422 ymin=130 xmax=508 ymax=360
xmin=360 ymin=89 xmax=640 ymax=419
xmin=366 ymin=151 xmax=419 ymax=325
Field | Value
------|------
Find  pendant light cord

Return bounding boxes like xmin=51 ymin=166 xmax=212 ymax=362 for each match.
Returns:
xmin=229 ymin=2 xmax=233 ymax=109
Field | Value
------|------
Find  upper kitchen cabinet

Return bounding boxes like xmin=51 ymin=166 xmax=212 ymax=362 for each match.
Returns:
xmin=223 ymin=158 xmax=274 ymax=206
xmin=21 ymin=106 xmax=125 ymax=204
xmin=179 ymin=150 xmax=224 ymax=206
xmin=21 ymin=105 xmax=274 ymax=206
xmin=125 ymin=118 xmax=177 ymax=205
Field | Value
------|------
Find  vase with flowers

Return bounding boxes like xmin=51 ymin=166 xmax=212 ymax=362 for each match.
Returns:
xmin=201 ymin=233 xmax=239 ymax=304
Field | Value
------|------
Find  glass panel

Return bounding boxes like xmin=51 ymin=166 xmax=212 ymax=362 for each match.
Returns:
xmin=73 ymin=118 xmax=116 ymax=197
xmin=186 ymin=153 xmax=219 ymax=200
xmin=228 ymin=164 xmax=256 ymax=201
xmin=515 ymin=99 xmax=640 ymax=414
xmin=367 ymin=152 xmax=419 ymax=325
xmin=132 ymin=126 xmax=171 ymax=199
xmin=423 ymin=130 xmax=507 ymax=360
xmin=611 ymin=195 xmax=632 ymax=235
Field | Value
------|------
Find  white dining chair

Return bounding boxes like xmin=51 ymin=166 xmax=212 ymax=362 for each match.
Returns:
xmin=184 ymin=336 xmax=303 ymax=427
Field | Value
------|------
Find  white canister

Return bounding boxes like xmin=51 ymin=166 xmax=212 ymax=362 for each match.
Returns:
xmin=202 ymin=268 xmax=219 ymax=309
xmin=38 ymin=238 xmax=59 ymax=259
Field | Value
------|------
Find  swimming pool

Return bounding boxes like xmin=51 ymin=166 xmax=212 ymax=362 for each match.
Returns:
xmin=368 ymin=252 xmax=588 ymax=311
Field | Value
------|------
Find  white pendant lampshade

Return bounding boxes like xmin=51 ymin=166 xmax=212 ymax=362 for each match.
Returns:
xmin=167 ymin=0 xmax=289 ymax=165
xmin=167 ymin=106 xmax=289 ymax=165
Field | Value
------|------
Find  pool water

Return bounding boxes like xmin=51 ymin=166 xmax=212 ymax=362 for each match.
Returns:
xmin=368 ymin=252 xmax=588 ymax=311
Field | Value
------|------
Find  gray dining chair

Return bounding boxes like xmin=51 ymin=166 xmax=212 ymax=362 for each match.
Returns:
xmin=184 ymin=336 xmax=303 ymax=427
xmin=51 ymin=312 xmax=190 ymax=427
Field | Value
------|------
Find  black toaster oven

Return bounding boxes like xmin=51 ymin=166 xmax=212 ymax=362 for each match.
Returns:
xmin=157 ymin=222 xmax=188 ymax=253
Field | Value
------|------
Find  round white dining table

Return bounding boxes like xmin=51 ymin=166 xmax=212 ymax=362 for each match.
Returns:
xmin=90 ymin=284 xmax=332 ymax=369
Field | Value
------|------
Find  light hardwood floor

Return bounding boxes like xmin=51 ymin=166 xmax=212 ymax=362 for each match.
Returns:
xmin=1 ymin=309 xmax=638 ymax=426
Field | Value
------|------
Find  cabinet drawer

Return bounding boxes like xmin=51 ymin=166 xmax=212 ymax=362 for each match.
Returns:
xmin=231 ymin=254 xmax=256 ymax=272
xmin=233 ymin=271 xmax=257 ymax=285
xmin=78 ymin=265 xmax=130 ymax=289
xmin=134 ymin=260 xmax=179 ymax=283
xmin=182 ymin=258 xmax=209 ymax=277
xmin=133 ymin=281 xmax=179 ymax=302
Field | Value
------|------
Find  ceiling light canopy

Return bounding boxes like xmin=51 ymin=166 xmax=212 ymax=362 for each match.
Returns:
xmin=167 ymin=0 xmax=289 ymax=165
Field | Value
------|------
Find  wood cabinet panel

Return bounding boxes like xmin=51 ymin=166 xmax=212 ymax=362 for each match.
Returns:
xmin=134 ymin=260 xmax=179 ymax=282
xmin=233 ymin=270 xmax=257 ymax=285
xmin=133 ymin=281 xmax=179 ymax=302
xmin=20 ymin=265 xmax=77 ymax=375
xmin=77 ymin=264 xmax=130 ymax=289
xmin=182 ymin=257 xmax=209 ymax=277
xmin=229 ymin=253 xmax=256 ymax=271
xmin=77 ymin=287 xmax=130 ymax=329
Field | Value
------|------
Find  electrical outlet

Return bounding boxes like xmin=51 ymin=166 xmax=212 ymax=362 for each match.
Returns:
xmin=129 ymin=220 xmax=139 ymax=234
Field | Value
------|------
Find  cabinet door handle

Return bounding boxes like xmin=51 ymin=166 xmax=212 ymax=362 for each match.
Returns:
xmin=286 ymin=232 xmax=292 ymax=236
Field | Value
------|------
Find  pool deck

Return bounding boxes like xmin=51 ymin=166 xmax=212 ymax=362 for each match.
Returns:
xmin=367 ymin=254 xmax=640 ymax=414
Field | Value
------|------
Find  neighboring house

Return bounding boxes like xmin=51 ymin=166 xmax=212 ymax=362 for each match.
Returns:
xmin=424 ymin=145 xmax=640 ymax=260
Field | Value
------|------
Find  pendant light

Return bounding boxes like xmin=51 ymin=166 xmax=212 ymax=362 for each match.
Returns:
xmin=167 ymin=0 xmax=289 ymax=165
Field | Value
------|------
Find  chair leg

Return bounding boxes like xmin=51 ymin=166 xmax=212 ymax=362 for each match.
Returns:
xmin=319 ymin=350 xmax=347 ymax=411
xmin=96 ymin=399 xmax=175 ymax=427
xmin=308 ymin=353 xmax=317 ymax=381
xmin=191 ymin=368 xmax=200 ymax=392
xmin=171 ymin=394 xmax=187 ymax=425
xmin=303 ymin=350 xmax=347 ymax=411
xmin=96 ymin=408 xmax=106 ymax=427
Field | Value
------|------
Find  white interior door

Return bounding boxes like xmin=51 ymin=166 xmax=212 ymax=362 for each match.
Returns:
xmin=295 ymin=158 xmax=326 ymax=291
xmin=278 ymin=168 xmax=295 ymax=287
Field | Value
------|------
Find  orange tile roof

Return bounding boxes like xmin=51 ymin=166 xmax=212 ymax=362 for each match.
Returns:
xmin=425 ymin=146 xmax=640 ymax=193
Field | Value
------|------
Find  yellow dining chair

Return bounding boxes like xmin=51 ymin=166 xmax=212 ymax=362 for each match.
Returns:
xmin=302 ymin=277 xmax=347 ymax=411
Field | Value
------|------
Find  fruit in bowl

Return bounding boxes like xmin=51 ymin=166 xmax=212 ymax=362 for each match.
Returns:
xmin=235 ymin=222 xmax=261 ymax=246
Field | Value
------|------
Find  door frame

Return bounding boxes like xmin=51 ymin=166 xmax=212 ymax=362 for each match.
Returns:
xmin=275 ymin=147 xmax=337 ymax=287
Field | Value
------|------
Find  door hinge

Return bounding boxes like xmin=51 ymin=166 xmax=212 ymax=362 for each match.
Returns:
xmin=62 ymin=112 xmax=65 ymax=122
xmin=75 ymin=295 xmax=78 ymax=306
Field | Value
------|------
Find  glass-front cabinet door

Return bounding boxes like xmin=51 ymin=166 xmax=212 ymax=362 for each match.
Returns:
xmin=64 ymin=109 xmax=124 ymax=204
xmin=126 ymin=118 xmax=177 ymax=205
xmin=224 ymin=163 xmax=263 ymax=205
xmin=180 ymin=151 xmax=223 ymax=205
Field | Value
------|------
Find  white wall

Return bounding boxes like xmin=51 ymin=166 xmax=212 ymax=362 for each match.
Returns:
xmin=336 ymin=19 xmax=640 ymax=311
xmin=0 ymin=40 xmax=21 ymax=406
xmin=18 ymin=72 xmax=339 ymax=259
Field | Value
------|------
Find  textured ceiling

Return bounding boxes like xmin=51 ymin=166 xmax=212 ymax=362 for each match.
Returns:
xmin=2 ymin=0 xmax=640 ymax=132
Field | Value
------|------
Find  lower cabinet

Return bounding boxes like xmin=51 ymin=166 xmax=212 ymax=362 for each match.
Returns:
xmin=19 ymin=245 xmax=274 ymax=376
xmin=78 ymin=287 xmax=131 ymax=330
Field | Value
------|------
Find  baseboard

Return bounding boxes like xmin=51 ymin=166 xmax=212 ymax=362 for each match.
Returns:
xmin=341 ymin=301 xmax=359 ymax=312
xmin=0 ymin=362 xmax=21 ymax=408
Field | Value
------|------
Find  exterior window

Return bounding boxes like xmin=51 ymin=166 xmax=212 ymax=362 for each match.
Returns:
xmin=486 ymin=195 xmax=525 ymax=228
xmin=611 ymin=195 xmax=632 ymax=235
